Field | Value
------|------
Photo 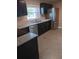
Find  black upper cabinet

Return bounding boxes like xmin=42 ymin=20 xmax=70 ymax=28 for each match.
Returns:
xmin=40 ymin=3 xmax=53 ymax=15
xmin=17 ymin=0 xmax=27 ymax=17
xmin=40 ymin=4 xmax=47 ymax=14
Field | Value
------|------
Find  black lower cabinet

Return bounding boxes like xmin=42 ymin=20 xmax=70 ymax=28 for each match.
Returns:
xmin=17 ymin=37 xmax=39 ymax=59
xmin=17 ymin=27 xmax=29 ymax=37
xmin=38 ymin=20 xmax=51 ymax=36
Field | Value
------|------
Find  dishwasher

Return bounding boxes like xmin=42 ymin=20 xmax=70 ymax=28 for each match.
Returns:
xmin=29 ymin=24 xmax=38 ymax=35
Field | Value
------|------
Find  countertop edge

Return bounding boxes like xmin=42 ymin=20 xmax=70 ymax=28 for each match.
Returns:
xmin=17 ymin=32 xmax=38 ymax=46
xmin=17 ymin=19 xmax=51 ymax=29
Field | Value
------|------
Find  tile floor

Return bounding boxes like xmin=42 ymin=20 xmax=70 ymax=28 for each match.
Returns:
xmin=38 ymin=29 xmax=62 ymax=59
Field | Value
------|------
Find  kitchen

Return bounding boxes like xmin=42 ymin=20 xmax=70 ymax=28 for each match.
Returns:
xmin=17 ymin=0 xmax=62 ymax=59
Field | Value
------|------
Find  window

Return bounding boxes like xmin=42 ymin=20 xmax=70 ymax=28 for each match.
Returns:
xmin=27 ymin=6 xmax=40 ymax=20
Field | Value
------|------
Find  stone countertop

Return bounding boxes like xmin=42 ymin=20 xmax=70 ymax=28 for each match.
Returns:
xmin=17 ymin=32 xmax=38 ymax=46
xmin=17 ymin=19 xmax=51 ymax=29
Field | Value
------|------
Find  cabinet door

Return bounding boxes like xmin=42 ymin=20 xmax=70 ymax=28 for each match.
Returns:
xmin=40 ymin=3 xmax=53 ymax=15
xmin=17 ymin=0 xmax=27 ymax=17
xmin=38 ymin=20 xmax=51 ymax=36
xmin=45 ymin=20 xmax=51 ymax=31
xmin=38 ymin=23 xmax=45 ymax=36
xmin=17 ymin=27 xmax=29 ymax=37
xmin=17 ymin=37 xmax=39 ymax=59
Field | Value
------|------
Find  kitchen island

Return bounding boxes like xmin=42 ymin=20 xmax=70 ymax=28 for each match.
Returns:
xmin=17 ymin=32 xmax=39 ymax=59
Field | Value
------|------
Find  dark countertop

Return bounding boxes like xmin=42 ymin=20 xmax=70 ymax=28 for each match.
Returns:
xmin=17 ymin=32 xmax=38 ymax=46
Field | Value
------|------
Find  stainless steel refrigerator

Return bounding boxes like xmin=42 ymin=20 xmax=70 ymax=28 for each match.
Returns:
xmin=49 ymin=8 xmax=56 ymax=28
